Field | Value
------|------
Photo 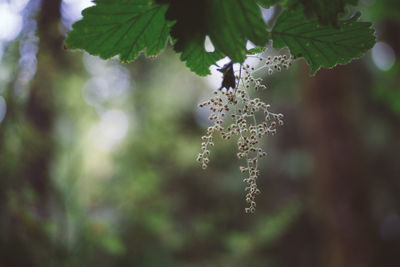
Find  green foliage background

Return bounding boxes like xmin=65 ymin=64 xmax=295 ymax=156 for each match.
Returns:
xmin=1 ymin=1 xmax=400 ymax=267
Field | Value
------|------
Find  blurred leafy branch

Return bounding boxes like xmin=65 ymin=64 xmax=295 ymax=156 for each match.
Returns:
xmin=65 ymin=0 xmax=376 ymax=76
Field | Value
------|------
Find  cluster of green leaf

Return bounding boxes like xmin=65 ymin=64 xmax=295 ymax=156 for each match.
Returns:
xmin=272 ymin=10 xmax=375 ymax=74
xmin=66 ymin=0 xmax=375 ymax=76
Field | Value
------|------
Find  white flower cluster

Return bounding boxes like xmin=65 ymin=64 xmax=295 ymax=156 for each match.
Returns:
xmin=249 ymin=54 xmax=294 ymax=76
xmin=197 ymin=52 xmax=291 ymax=213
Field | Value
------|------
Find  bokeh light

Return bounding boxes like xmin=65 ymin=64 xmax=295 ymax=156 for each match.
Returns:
xmin=0 ymin=2 xmax=23 ymax=41
xmin=371 ymin=41 xmax=396 ymax=71
xmin=91 ymin=109 xmax=129 ymax=152
xmin=61 ymin=0 xmax=94 ymax=28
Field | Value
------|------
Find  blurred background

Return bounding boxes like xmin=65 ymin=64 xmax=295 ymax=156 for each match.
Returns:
xmin=0 ymin=0 xmax=399 ymax=266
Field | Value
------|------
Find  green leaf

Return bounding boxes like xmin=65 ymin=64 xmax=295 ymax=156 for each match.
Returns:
xmin=179 ymin=35 xmax=224 ymax=76
xmin=247 ymin=47 xmax=266 ymax=55
xmin=284 ymin=0 xmax=359 ymax=25
xmin=271 ymin=8 xmax=376 ymax=75
xmin=207 ymin=0 xmax=269 ymax=62
xmin=159 ymin=0 xmax=270 ymax=75
xmin=66 ymin=0 xmax=270 ymax=76
xmin=65 ymin=0 xmax=174 ymax=62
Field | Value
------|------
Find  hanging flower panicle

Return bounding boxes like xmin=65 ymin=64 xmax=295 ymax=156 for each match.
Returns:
xmin=197 ymin=50 xmax=292 ymax=213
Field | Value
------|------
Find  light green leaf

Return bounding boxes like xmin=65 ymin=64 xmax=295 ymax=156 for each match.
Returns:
xmin=65 ymin=0 xmax=174 ymax=62
xmin=272 ymin=8 xmax=376 ymax=75
xmin=247 ymin=47 xmax=266 ymax=55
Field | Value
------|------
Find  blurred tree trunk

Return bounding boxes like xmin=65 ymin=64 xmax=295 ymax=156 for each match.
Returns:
xmin=0 ymin=0 xmax=63 ymax=266
xmin=371 ymin=20 xmax=400 ymax=266
xmin=381 ymin=20 xmax=400 ymax=57
xmin=376 ymin=21 xmax=400 ymax=133
xmin=21 ymin=0 xmax=63 ymax=217
xmin=301 ymin=66 xmax=375 ymax=267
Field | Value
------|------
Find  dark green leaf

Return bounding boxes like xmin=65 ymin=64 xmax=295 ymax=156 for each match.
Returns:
xmin=306 ymin=0 xmax=358 ymax=25
xmin=206 ymin=0 xmax=269 ymax=62
xmin=179 ymin=35 xmax=224 ymax=76
xmin=283 ymin=0 xmax=358 ymax=25
xmin=160 ymin=0 xmax=270 ymax=75
xmin=65 ymin=0 xmax=173 ymax=62
xmin=272 ymin=8 xmax=376 ymax=75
